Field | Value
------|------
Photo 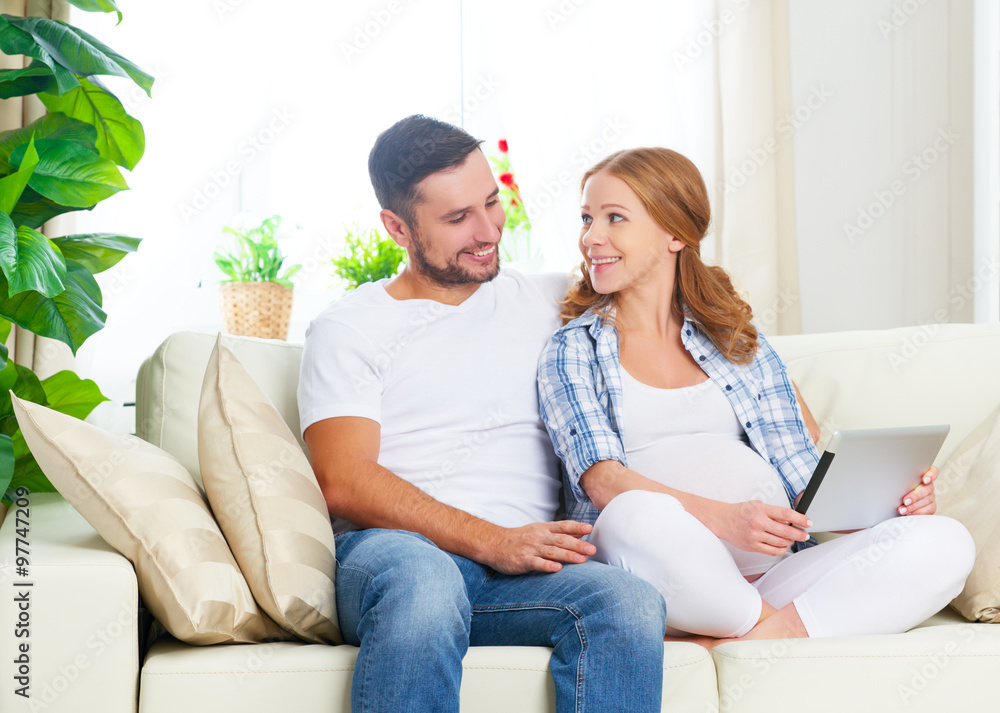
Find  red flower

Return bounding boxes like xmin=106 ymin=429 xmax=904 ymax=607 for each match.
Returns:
xmin=498 ymin=139 xmax=509 ymax=152
xmin=510 ymin=197 xmax=519 ymax=206
xmin=499 ymin=172 xmax=515 ymax=187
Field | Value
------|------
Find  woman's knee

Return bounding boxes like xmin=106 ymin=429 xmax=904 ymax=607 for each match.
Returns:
xmin=592 ymin=490 xmax=687 ymax=557
xmin=590 ymin=492 xmax=758 ymax=636
xmin=603 ymin=489 xmax=685 ymax=520
xmin=906 ymin=515 xmax=976 ymax=584
xmin=866 ymin=515 xmax=975 ymax=591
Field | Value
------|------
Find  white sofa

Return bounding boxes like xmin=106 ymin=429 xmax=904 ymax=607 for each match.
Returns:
xmin=3 ymin=322 xmax=1000 ymax=713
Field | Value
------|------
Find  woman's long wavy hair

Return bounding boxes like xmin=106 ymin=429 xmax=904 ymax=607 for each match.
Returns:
xmin=560 ymin=147 xmax=759 ymax=364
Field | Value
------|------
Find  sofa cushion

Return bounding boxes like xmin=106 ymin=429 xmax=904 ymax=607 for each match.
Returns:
xmin=770 ymin=323 xmax=1000 ymax=463
xmin=937 ymin=403 xmax=1000 ymax=622
xmin=11 ymin=395 xmax=289 ymax=645
xmin=198 ymin=337 xmax=341 ymax=644
xmin=139 ymin=637 xmax=718 ymax=713
xmin=711 ymin=622 xmax=1000 ymax=712
xmin=136 ymin=331 xmax=305 ymax=487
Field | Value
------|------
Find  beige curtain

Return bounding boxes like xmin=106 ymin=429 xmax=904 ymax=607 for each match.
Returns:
xmin=713 ymin=0 xmax=801 ymax=335
xmin=1 ymin=0 xmax=75 ymax=378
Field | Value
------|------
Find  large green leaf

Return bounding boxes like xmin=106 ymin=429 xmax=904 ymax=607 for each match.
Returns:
xmin=41 ymin=369 xmax=108 ymax=420
xmin=0 ymin=365 xmax=46 ymax=501
xmin=41 ymin=78 xmax=144 ymax=170
xmin=0 ymin=61 xmax=56 ymax=100
xmin=0 ymin=215 xmax=13 ymax=263
xmin=2 ymin=367 xmax=109 ymax=502
xmin=0 ymin=15 xmax=79 ymax=95
xmin=0 ymin=359 xmax=15 ymax=400
xmin=10 ymin=364 xmax=47 ymax=407
xmin=52 ymin=233 xmax=139 ymax=274
xmin=2 ymin=15 xmax=152 ymax=97
xmin=0 ymin=319 xmax=10 ymax=371
xmin=0 ymin=262 xmax=105 ymax=354
xmin=0 ymin=113 xmax=97 ymax=174
xmin=63 ymin=0 xmax=123 ymax=23
xmin=9 ymin=187 xmax=91 ymax=229
xmin=0 ymin=362 xmax=48 ymax=434
xmin=0 ymin=137 xmax=38 ymax=215
xmin=3 ymin=367 xmax=108 ymax=502
xmin=0 ymin=432 xmax=13 ymax=500
xmin=9 ymin=429 xmax=55 ymax=498
xmin=7 ymin=365 xmax=48 ymax=493
xmin=0 ymin=356 xmax=12 ymax=410
xmin=0 ymin=226 xmax=67 ymax=298
xmin=11 ymin=138 xmax=127 ymax=208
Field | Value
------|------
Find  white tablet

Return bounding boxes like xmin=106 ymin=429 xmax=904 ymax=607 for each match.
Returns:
xmin=794 ymin=425 xmax=950 ymax=532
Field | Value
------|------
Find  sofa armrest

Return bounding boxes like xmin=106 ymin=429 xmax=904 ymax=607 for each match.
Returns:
xmin=0 ymin=492 xmax=139 ymax=713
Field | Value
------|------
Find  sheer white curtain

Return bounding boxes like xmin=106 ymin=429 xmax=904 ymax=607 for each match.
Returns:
xmin=468 ymin=0 xmax=801 ymax=334
xmin=716 ymin=0 xmax=801 ymax=335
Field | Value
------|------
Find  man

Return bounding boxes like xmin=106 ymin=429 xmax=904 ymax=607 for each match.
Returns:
xmin=298 ymin=115 xmax=667 ymax=713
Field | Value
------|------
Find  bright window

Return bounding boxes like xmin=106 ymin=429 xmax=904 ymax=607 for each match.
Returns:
xmin=69 ymin=1 xmax=716 ymax=428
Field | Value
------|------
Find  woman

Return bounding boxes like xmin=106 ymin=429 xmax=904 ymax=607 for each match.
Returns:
xmin=537 ymin=147 xmax=974 ymax=646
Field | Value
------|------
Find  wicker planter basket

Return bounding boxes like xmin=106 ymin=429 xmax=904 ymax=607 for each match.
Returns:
xmin=218 ymin=282 xmax=293 ymax=340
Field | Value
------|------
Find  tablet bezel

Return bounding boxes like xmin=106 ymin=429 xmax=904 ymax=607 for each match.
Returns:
xmin=794 ymin=425 xmax=950 ymax=532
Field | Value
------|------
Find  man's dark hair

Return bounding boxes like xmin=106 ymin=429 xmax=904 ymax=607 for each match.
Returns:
xmin=368 ymin=115 xmax=484 ymax=229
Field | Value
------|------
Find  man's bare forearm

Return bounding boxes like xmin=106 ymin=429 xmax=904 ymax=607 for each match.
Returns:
xmin=320 ymin=453 xmax=504 ymax=563
xmin=306 ymin=417 xmax=594 ymax=574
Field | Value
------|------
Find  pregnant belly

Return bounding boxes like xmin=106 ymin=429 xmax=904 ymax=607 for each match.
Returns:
xmin=627 ymin=434 xmax=791 ymax=509
xmin=626 ymin=434 xmax=793 ymax=576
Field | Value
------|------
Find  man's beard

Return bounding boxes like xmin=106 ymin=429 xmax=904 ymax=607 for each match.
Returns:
xmin=410 ymin=230 xmax=501 ymax=285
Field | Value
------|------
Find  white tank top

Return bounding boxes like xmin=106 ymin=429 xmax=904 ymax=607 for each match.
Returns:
xmin=620 ymin=367 xmax=791 ymax=576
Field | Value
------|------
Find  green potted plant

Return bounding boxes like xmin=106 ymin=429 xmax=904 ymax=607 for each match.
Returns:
xmin=331 ymin=221 xmax=406 ymax=291
xmin=0 ymin=1 xmax=149 ymax=512
xmin=214 ymin=214 xmax=301 ymax=340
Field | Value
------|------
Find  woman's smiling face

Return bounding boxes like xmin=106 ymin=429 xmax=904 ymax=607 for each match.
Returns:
xmin=578 ymin=170 xmax=684 ymax=296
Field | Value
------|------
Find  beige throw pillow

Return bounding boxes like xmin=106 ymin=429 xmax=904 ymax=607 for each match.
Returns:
xmin=937 ymin=404 xmax=1000 ymax=622
xmin=198 ymin=336 xmax=342 ymax=644
xmin=11 ymin=395 xmax=289 ymax=644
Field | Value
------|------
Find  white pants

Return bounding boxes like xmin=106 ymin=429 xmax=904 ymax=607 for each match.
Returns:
xmin=589 ymin=490 xmax=976 ymax=638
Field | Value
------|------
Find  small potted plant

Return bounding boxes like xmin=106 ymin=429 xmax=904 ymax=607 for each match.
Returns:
xmin=214 ymin=214 xmax=301 ymax=340
xmin=331 ymin=222 xmax=407 ymax=291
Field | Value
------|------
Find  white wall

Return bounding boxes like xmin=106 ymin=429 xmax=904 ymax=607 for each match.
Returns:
xmin=789 ymin=0 xmax=977 ymax=333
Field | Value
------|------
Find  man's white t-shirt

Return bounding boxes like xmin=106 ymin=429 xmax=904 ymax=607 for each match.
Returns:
xmin=298 ymin=268 xmax=565 ymax=534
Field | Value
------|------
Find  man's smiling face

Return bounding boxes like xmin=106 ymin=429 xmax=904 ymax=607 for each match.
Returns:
xmin=406 ymin=149 xmax=506 ymax=285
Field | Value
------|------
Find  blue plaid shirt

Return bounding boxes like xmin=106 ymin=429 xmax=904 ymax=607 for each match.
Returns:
xmin=537 ymin=308 xmax=820 ymax=526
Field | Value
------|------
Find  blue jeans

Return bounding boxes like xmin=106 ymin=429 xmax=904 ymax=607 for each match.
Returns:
xmin=335 ymin=528 xmax=667 ymax=713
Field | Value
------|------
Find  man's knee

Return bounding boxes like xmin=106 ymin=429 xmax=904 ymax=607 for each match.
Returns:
xmin=338 ymin=530 xmax=472 ymax=646
xmin=574 ymin=562 xmax=667 ymax=640
xmin=607 ymin=566 xmax=668 ymax=636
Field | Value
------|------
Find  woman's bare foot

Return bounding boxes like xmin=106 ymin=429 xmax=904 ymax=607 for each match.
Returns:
xmin=663 ymin=603 xmax=808 ymax=650
xmin=663 ymin=633 xmax=734 ymax=650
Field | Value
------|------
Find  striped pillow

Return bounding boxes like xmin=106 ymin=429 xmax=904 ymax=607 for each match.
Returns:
xmin=11 ymin=395 xmax=288 ymax=645
xmin=938 ymin=404 xmax=1000 ymax=622
xmin=198 ymin=336 xmax=342 ymax=644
